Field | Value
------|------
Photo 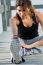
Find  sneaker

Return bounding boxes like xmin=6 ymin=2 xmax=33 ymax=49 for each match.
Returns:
xmin=14 ymin=60 xmax=22 ymax=64
xmin=11 ymin=58 xmax=13 ymax=63
xmin=11 ymin=58 xmax=15 ymax=63
xmin=11 ymin=57 xmax=25 ymax=64
xmin=22 ymin=58 xmax=25 ymax=62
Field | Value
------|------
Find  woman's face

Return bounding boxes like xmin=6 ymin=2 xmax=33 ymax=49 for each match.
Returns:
xmin=16 ymin=6 xmax=30 ymax=19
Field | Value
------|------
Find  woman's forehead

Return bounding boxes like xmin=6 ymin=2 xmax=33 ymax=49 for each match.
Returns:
xmin=17 ymin=6 xmax=27 ymax=10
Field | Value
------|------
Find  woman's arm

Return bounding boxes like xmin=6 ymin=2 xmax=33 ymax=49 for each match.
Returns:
xmin=35 ymin=11 xmax=43 ymax=30
xmin=9 ymin=16 xmax=19 ymax=37
xmin=22 ymin=39 xmax=43 ymax=49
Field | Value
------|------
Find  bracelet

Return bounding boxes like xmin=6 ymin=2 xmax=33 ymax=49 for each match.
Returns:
xmin=13 ymin=35 xmax=18 ymax=39
xmin=14 ymin=35 xmax=18 ymax=36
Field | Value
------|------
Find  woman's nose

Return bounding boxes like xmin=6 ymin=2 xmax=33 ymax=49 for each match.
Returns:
xmin=21 ymin=11 xmax=24 ymax=15
xmin=20 ymin=12 xmax=24 ymax=17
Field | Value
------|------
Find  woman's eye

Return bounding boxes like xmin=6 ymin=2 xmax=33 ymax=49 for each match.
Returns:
xmin=19 ymin=10 xmax=21 ymax=12
xmin=23 ymin=10 xmax=25 ymax=11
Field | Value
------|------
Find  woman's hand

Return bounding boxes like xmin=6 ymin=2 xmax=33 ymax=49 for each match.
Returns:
xmin=21 ymin=44 xmax=32 ymax=49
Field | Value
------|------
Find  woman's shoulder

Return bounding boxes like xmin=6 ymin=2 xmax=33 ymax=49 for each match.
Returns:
xmin=34 ymin=10 xmax=43 ymax=23
xmin=9 ymin=16 xmax=19 ymax=24
xmin=34 ymin=10 xmax=43 ymax=18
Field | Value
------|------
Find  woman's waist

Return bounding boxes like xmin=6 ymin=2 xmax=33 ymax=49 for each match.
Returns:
xmin=18 ymin=33 xmax=39 ymax=40
xmin=12 ymin=32 xmax=39 ymax=39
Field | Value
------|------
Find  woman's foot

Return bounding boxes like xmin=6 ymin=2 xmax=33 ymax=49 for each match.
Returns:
xmin=11 ymin=57 xmax=22 ymax=64
xmin=11 ymin=57 xmax=25 ymax=64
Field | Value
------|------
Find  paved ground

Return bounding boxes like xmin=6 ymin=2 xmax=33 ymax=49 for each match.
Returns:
xmin=0 ymin=26 xmax=43 ymax=65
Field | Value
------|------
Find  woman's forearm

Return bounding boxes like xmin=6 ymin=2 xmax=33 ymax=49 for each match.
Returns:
xmin=22 ymin=39 xmax=43 ymax=48
xmin=30 ymin=39 xmax=43 ymax=48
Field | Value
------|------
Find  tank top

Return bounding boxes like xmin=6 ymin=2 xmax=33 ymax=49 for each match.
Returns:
xmin=17 ymin=13 xmax=39 ymax=39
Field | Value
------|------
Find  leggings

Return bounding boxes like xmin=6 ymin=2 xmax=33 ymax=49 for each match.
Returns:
xmin=10 ymin=36 xmax=43 ymax=57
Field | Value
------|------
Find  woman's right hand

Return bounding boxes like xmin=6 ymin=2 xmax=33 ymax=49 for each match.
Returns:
xmin=21 ymin=44 xmax=32 ymax=49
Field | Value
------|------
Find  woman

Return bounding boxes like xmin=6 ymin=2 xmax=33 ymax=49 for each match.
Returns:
xmin=10 ymin=0 xmax=43 ymax=64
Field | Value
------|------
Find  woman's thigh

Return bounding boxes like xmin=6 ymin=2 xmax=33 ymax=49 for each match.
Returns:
xmin=18 ymin=38 xmax=26 ymax=45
